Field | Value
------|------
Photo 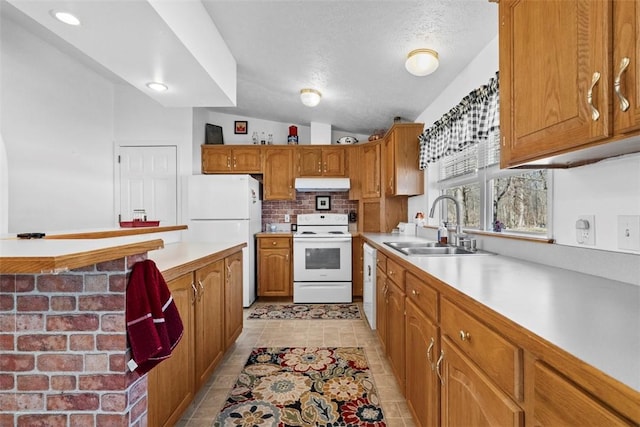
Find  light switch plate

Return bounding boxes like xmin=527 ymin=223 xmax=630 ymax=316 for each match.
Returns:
xmin=617 ymin=215 xmax=640 ymax=251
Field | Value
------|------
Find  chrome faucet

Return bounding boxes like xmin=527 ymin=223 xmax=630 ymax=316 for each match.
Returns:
xmin=429 ymin=195 xmax=464 ymax=245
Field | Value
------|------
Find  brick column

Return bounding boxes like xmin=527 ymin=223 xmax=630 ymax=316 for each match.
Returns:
xmin=0 ymin=253 xmax=149 ymax=427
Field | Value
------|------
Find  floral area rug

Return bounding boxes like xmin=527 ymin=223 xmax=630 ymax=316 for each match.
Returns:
xmin=247 ymin=304 xmax=361 ymax=320
xmin=213 ymin=347 xmax=386 ymax=427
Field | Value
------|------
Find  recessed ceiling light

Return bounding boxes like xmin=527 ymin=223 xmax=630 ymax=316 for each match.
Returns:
xmin=146 ymin=82 xmax=168 ymax=92
xmin=50 ymin=10 xmax=81 ymax=26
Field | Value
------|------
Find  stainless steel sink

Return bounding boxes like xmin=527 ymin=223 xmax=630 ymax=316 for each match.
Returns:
xmin=383 ymin=241 xmax=495 ymax=256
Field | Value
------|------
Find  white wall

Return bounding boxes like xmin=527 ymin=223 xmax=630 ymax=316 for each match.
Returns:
xmin=1 ymin=15 xmax=115 ymax=232
xmin=0 ymin=134 xmax=8 ymax=234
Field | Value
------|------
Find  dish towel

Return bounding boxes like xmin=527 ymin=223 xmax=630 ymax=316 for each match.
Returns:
xmin=126 ymin=259 xmax=184 ymax=375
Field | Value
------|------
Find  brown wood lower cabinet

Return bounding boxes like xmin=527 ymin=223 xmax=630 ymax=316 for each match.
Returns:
xmin=369 ymin=244 xmax=639 ymax=427
xmin=405 ymin=299 xmax=440 ymax=427
xmin=147 ymin=273 xmax=195 ymax=427
xmin=194 ymin=259 xmax=225 ymax=390
xmin=257 ymin=235 xmax=291 ymax=296
xmin=440 ymin=336 xmax=524 ymax=427
xmin=531 ymin=362 xmax=633 ymax=427
xmin=147 ymin=250 xmax=243 ymax=427
xmin=225 ymin=251 xmax=243 ymax=348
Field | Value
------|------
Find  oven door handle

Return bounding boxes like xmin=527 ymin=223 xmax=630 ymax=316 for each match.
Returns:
xmin=294 ymin=237 xmax=352 ymax=243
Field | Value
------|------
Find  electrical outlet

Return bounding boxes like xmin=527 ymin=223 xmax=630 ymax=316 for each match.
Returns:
xmin=284 ymin=214 xmax=290 ymax=223
xmin=575 ymin=215 xmax=595 ymax=245
xmin=617 ymin=215 xmax=640 ymax=251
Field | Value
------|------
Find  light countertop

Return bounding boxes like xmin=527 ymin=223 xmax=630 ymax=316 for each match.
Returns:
xmin=363 ymin=233 xmax=640 ymax=392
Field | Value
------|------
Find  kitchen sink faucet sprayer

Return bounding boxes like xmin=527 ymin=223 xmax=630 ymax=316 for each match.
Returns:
xmin=429 ymin=195 xmax=467 ymax=247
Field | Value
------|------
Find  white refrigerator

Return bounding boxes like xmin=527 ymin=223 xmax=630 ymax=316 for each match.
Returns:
xmin=187 ymin=175 xmax=262 ymax=307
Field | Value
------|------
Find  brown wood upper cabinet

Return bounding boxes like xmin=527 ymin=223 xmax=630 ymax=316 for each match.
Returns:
xmin=202 ymin=145 xmax=262 ymax=173
xmin=297 ymin=146 xmax=346 ymax=177
xmin=361 ymin=141 xmax=382 ymax=198
xmin=263 ymin=147 xmax=295 ymax=200
xmin=384 ymin=123 xmax=424 ymax=196
xmin=499 ymin=0 xmax=640 ymax=168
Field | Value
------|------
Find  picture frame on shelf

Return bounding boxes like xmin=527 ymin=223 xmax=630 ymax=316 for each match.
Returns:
xmin=234 ymin=120 xmax=248 ymax=135
xmin=315 ymin=195 xmax=331 ymax=211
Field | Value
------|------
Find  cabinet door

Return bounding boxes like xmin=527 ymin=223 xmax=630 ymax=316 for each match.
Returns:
xmin=298 ymin=148 xmax=323 ymax=176
xmin=351 ymin=236 xmax=363 ymax=297
xmin=499 ymin=0 xmax=611 ymax=167
xmin=375 ymin=266 xmax=387 ymax=352
xmin=147 ymin=273 xmax=195 ymax=427
xmin=440 ymin=337 xmax=523 ymax=427
xmin=322 ymin=147 xmax=346 ymax=176
xmin=224 ymin=251 xmax=243 ymax=349
xmin=346 ymin=146 xmax=362 ymax=200
xmin=388 ymin=124 xmax=424 ymax=196
xmin=232 ymin=148 xmax=262 ymax=173
xmin=531 ymin=362 xmax=633 ymax=427
xmin=405 ymin=300 xmax=439 ymax=427
xmin=194 ymin=260 xmax=225 ymax=389
xmin=386 ymin=282 xmax=406 ymax=392
xmin=384 ymin=136 xmax=395 ymax=196
xmin=613 ymin=0 xmax=640 ymax=134
xmin=264 ymin=148 xmax=295 ymax=200
xmin=258 ymin=248 xmax=291 ymax=296
xmin=202 ymin=146 xmax=232 ymax=173
xmin=362 ymin=142 xmax=381 ymax=198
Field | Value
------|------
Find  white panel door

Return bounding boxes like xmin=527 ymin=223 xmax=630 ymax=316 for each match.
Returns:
xmin=119 ymin=146 xmax=177 ymax=225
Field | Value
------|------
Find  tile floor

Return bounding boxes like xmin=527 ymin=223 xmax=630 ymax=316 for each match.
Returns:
xmin=175 ymin=301 xmax=416 ymax=426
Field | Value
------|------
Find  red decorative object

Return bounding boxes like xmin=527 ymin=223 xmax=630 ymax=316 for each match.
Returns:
xmin=119 ymin=221 xmax=160 ymax=228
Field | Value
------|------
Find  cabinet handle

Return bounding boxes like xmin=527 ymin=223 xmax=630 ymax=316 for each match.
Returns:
xmin=426 ymin=337 xmax=435 ymax=370
xmin=459 ymin=330 xmax=471 ymax=342
xmin=198 ymin=280 xmax=205 ymax=301
xmin=614 ymin=57 xmax=630 ymax=112
xmin=587 ymin=71 xmax=601 ymax=121
xmin=323 ymin=162 xmax=327 ymax=173
xmin=412 ymin=289 xmax=419 ymax=296
xmin=226 ymin=156 xmax=231 ymax=168
xmin=435 ymin=350 xmax=445 ymax=385
xmin=272 ymin=241 xmax=277 ymax=245
xmin=233 ymin=157 xmax=237 ymax=168
xmin=286 ymin=253 xmax=289 ymax=261
xmin=191 ymin=282 xmax=198 ymax=304
xmin=318 ymin=161 xmax=322 ymax=173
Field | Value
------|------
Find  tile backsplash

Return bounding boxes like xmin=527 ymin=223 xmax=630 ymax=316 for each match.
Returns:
xmin=262 ymin=192 xmax=358 ymax=230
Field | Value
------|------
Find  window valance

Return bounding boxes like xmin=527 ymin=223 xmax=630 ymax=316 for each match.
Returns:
xmin=419 ymin=72 xmax=499 ymax=169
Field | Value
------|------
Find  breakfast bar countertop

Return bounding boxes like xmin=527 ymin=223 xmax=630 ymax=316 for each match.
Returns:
xmin=362 ymin=233 xmax=640 ymax=393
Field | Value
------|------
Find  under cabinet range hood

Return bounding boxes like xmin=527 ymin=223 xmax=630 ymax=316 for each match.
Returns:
xmin=294 ymin=178 xmax=351 ymax=192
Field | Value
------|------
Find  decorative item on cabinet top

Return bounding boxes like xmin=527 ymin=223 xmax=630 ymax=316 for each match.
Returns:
xmin=336 ymin=136 xmax=358 ymax=144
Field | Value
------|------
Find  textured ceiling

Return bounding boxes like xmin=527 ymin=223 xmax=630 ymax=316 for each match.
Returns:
xmin=4 ymin=0 xmax=498 ymax=137
xmin=202 ymin=0 xmax=498 ymax=135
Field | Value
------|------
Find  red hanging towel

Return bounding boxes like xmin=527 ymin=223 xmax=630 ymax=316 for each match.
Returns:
xmin=126 ymin=259 xmax=184 ymax=374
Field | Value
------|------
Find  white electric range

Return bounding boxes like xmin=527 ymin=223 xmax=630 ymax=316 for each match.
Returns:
xmin=292 ymin=213 xmax=352 ymax=303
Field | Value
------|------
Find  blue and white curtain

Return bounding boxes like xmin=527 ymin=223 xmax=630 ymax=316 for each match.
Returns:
xmin=418 ymin=72 xmax=499 ymax=169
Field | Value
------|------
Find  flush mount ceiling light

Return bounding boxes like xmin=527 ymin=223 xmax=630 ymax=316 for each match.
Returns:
xmin=50 ymin=10 xmax=81 ymax=26
xmin=405 ymin=49 xmax=440 ymax=76
xmin=300 ymin=88 xmax=322 ymax=107
xmin=146 ymin=82 xmax=168 ymax=92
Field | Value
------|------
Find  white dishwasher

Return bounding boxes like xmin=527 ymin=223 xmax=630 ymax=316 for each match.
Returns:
xmin=362 ymin=243 xmax=376 ymax=329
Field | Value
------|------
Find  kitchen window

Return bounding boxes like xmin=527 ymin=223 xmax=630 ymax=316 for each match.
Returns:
xmin=436 ymin=132 xmax=551 ymax=236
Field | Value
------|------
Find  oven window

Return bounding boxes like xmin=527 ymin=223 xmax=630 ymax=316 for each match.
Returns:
xmin=305 ymin=248 xmax=341 ymax=269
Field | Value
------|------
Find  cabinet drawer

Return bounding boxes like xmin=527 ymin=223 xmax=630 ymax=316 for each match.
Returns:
xmin=259 ymin=237 xmax=290 ymax=249
xmin=386 ymin=258 xmax=405 ymax=291
xmin=441 ymin=297 xmax=522 ymax=401
xmin=405 ymin=272 xmax=438 ymax=323
xmin=376 ymin=251 xmax=387 ymax=271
